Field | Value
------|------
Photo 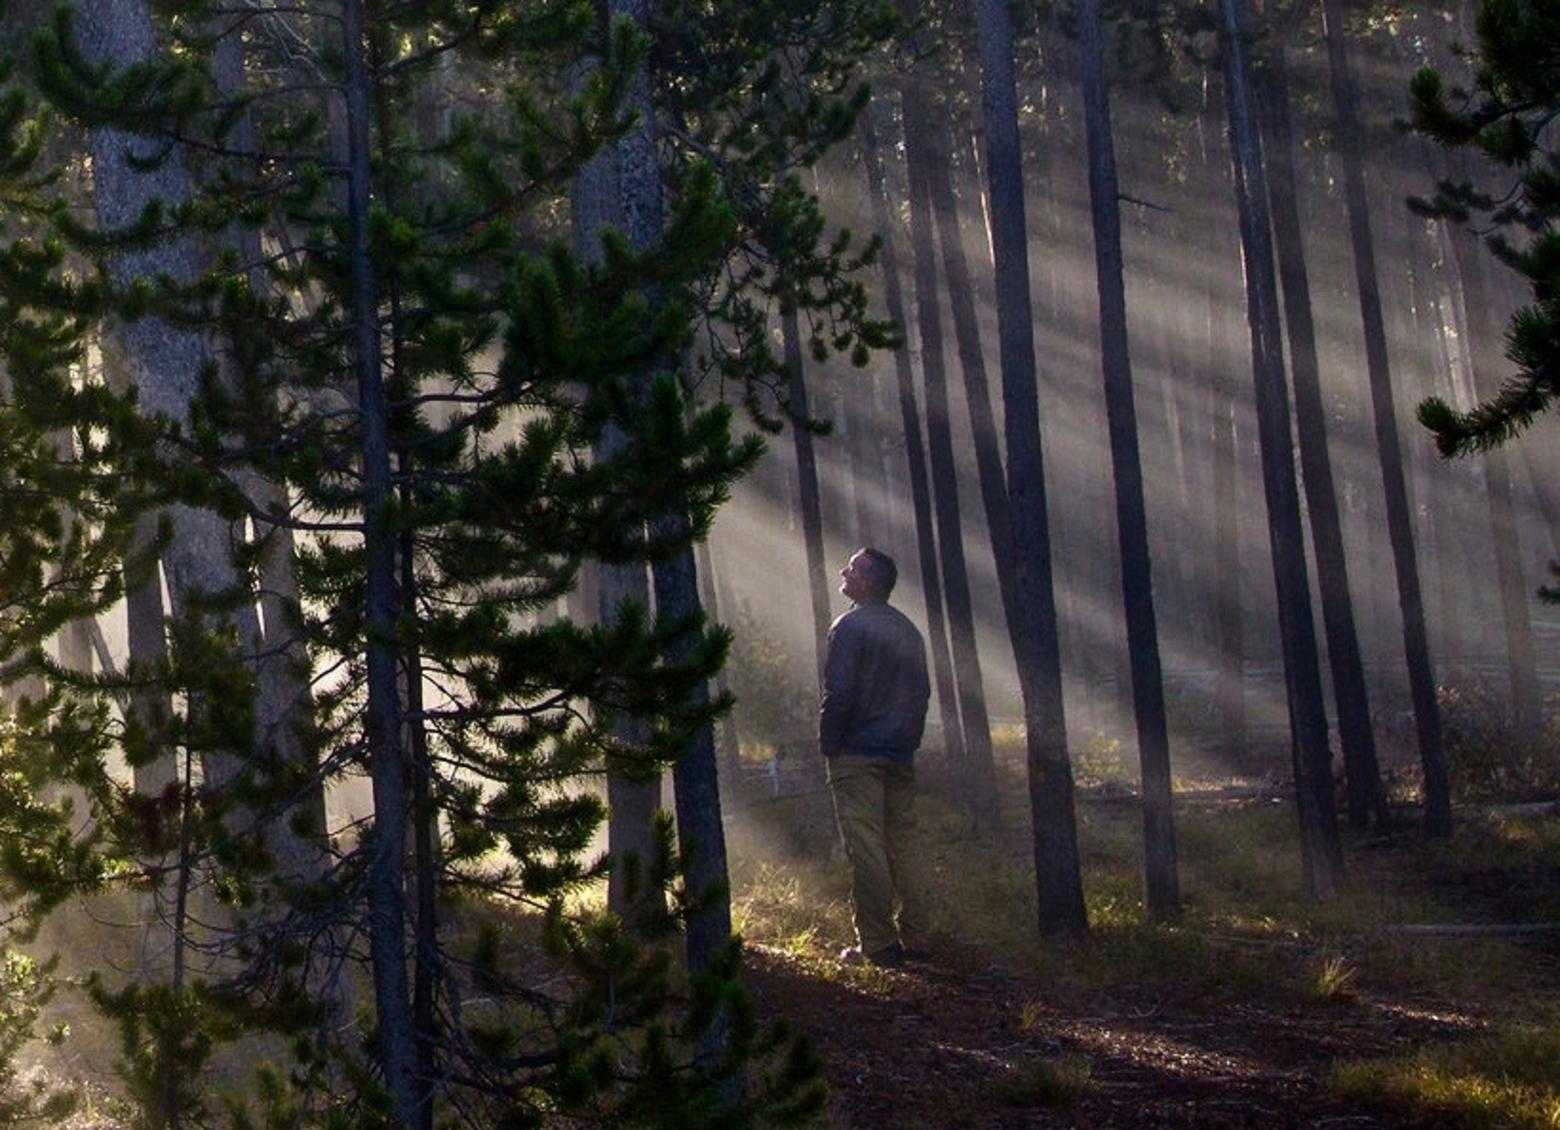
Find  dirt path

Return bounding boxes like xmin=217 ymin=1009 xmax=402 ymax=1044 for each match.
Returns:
xmin=746 ymin=942 xmax=1472 ymax=1128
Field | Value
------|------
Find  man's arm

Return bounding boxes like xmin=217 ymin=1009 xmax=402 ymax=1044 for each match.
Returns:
xmin=818 ymin=616 xmax=858 ymax=758
xmin=908 ymin=629 xmax=931 ymax=749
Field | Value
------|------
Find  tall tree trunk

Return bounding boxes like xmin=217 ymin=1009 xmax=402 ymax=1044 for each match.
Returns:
xmin=98 ymin=335 xmax=177 ymax=797
xmin=1191 ymin=78 xmax=1249 ymax=768
xmin=921 ymin=117 xmax=1011 ymax=822
xmin=615 ymin=0 xmax=734 ymax=1063
xmin=592 ymin=451 xmax=663 ymax=924
xmin=1445 ymin=214 xmax=1543 ymax=748
xmin=861 ymin=100 xmax=966 ymax=765
xmin=340 ymin=1 xmax=419 ymax=1120
xmin=695 ymin=537 xmax=742 ymax=777
xmin=571 ymin=55 xmax=663 ymax=933
xmin=971 ymin=0 xmax=1088 ymax=936
xmin=1321 ymin=0 xmax=1451 ymax=833
xmin=652 ymin=531 xmax=734 ymax=1014
xmin=211 ymin=24 xmax=330 ymax=881
xmin=75 ymin=0 xmax=255 ymax=799
xmin=1219 ymin=0 xmax=1344 ymax=896
xmin=783 ymin=311 xmax=834 ymax=687
xmin=926 ymin=121 xmax=1019 ymax=648
xmin=1256 ymin=38 xmax=1390 ymax=830
xmin=1077 ymin=0 xmax=1179 ymax=918
xmin=898 ymin=82 xmax=1001 ymax=818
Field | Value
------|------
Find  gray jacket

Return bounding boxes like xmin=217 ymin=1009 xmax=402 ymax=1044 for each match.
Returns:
xmin=818 ymin=600 xmax=931 ymax=761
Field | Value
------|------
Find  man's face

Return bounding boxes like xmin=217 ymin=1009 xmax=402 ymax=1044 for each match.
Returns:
xmin=839 ymin=552 xmax=878 ymax=603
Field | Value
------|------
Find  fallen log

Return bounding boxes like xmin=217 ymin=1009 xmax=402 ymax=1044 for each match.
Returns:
xmin=1382 ymin=923 xmax=1560 ymax=936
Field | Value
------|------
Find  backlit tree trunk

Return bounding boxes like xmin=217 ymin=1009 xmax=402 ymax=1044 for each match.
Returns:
xmin=1321 ymin=0 xmax=1451 ymax=833
xmin=1257 ymin=37 xmax=1389 ymax=830
xmin=971 ymin=0 xmax=1088 ymax=935
xmin=1078 ymin=0 xmax=1179 ymax=918
xmin=899 ymin=89 xmax=1000 ymax=819
xmin=1219 ymin=0 xmax=1344 ymax=897
xmin=860 ymin=100 xmax=966 ymax=765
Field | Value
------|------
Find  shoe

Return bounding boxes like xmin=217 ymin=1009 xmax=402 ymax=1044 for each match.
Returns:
xmin=838 ymin=942 xmax=904 ymax=969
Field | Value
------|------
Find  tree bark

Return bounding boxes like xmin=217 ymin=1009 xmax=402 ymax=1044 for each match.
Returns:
xmin=1189 ymin=79 xmax=1250 ymax=769
xmin=920 ymin=116 xmax=1008 ymax=822
xmin=1077 ymin=0 xmax=1179 ymax=918
xmin=1219 ymin=0 xmax=1344 ymax=897
xmin=783 ymin=311 xmax=835 ymax=688
xmin=898 ymin=78 xmax=1001 ymax=820
xmin=860 ymin=100 xmax=965 ymax=766
xmin=971 ymin=0 xmax=1088 ymax=936
xmin=1445 ymin=214 xmax=1543 ymax=749
xmin=615 ymin=0 xmax=733 ymax=1060
xmin=694 ymin=537 xmax=743 ymax=777
xmin=1256 ymin=37 xmax=1390 ymax=830
xmin=1320 ymin=0 xmax=1451 ymax=835
xmin=211 ymin=24 xmax=330 ymax=881
xmin=97 ymin=336 xmax=177 ymax=797
xmin=340 ymin=1 xmax=419 ymax=1120
xmin=571 ymin=55 xmax=664 ymax=933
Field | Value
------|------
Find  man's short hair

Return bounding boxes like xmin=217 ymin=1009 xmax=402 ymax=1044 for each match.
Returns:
xmin=856 ymin=547 xmax=898 ymax=597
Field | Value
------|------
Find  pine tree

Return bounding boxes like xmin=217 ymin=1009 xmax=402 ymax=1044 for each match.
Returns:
xmin=1412 ymin=0 xmax=1560 ymax=457
xmin=16 ymin=2 xmax=823 ymax=1124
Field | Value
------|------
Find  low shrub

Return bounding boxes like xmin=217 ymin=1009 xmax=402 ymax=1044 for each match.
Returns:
xmin=1439 ymin=680 xmax=1560 ymax=803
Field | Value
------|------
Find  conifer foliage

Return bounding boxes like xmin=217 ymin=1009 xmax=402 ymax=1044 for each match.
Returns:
xmin=1412 ymin=0 xmax=1560 ymax=457
xmin=0 ymin=0 xmax=894 ymax=1123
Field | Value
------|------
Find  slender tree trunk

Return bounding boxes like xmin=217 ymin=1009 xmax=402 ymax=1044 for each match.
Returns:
xmin=1320 ymin=0 xmax=1452 ymax=834
xmin=1190 ymin=79 xmax=1250 ymax=768
xmin=571 ymin=54 xmax=663 ymax=932
xmin=340 ymin=1 xmax=419 ymax=1120
xmin=211 ymin=25 xmax=330 ymax=880
xmin=861 ymin=100 xmax=966 ymax=766
xmin=971 ymin=0 xmax=1088 ymax=935
xmin=652 ymin=531 xmax=734 ymax=990
xmin=925 ymin=121 xmax=1020 ymax=644
xmin=1445 ymin=215 xmax=1543 ymax=747
xmin=396 ymin=511 xmax=438 ymax=1130
xmin=1429 ymin=282 xmax=1466 ymax=667
xmin=75 ymin=0 xmax=255 ymax=802
xmin=1212 ymin=392 xmax=1246 ymax=761
xmin=1077 ymin=0 xmax=1179 ymax=918
xmin=695 ymin=537 xmax=743 ymax=777
xmin=1256 ymin=38 xmax=1390 ymax=829
xmin=921 ymin=118 xmax=1010 ymax=822
xmin=1219 ymin=0 xmax=1344 ymax=897
xmin=783 ymin=311 xmax=834 ymax=687
xmin=615 ymin=0 xmax=734 ymax=1063
xmin=899 ymin=82 xmax=1001 ymax=818
xmin=98 ymin=336 xmax=177 ymax=797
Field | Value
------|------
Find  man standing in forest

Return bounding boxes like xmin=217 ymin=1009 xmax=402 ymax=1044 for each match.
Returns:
xmin=820 ymin=547 xmax=932 ymax=968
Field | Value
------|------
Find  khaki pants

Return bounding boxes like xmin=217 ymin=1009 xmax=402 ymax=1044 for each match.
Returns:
xmin=827 ymin=755 xmax=917 ymax=954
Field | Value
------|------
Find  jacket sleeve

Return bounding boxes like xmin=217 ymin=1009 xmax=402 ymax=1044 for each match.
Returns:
xmin=909 ymin=630 xmax=931 ymax=749
xmin=818 ymin=617 xmax=857 ymax=756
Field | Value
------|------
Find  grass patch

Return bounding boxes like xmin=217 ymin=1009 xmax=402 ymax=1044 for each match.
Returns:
xmin=727 ymin=771 xmax=1560 ymax=1025
xmin=1308 ymin=954 xmax=1360 ymax=1003
xmin=996 ymin=1053 xmax=1094 ymax=1109
xmin=1334 ymin=1026 xmax=1560 ymax=1129
xmin=730 ymin=860 xmax=852 ymax=958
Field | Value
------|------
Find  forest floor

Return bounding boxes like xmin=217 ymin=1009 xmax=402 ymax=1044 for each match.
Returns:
xmin=726 ymin=761 xmax=1560 ymax=1129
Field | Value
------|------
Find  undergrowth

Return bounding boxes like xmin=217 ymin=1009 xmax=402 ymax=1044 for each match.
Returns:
xmin=725 ymin=769 xmax=1560 ymax=1026
xmin=1334 ymin=1027 xmax=1560 ymax=1130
